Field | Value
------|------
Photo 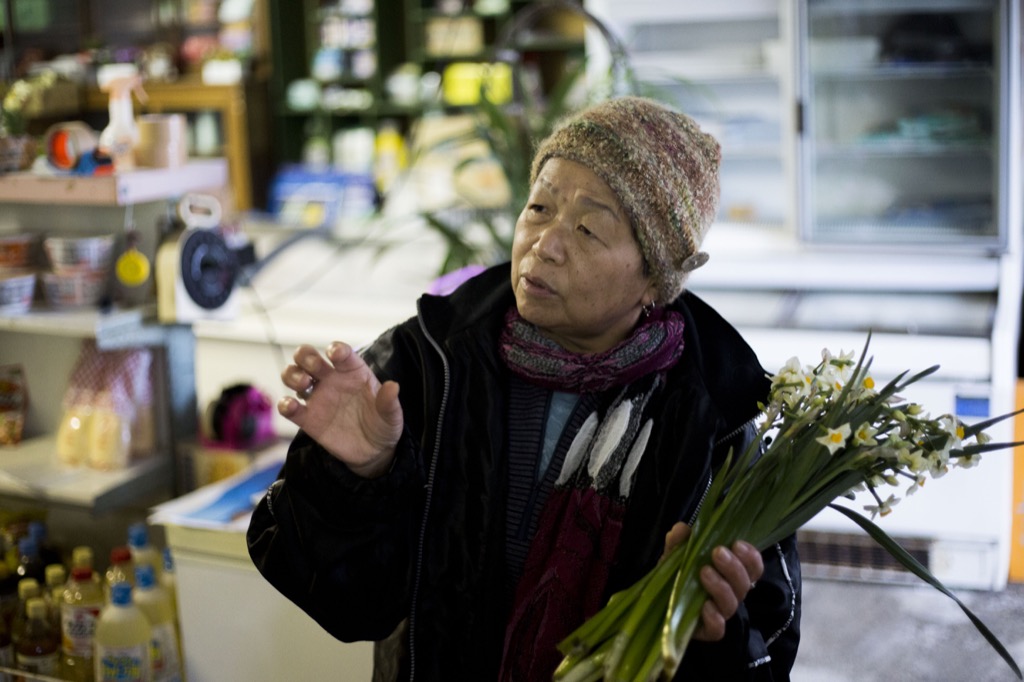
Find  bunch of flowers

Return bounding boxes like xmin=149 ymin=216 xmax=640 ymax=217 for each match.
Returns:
xmin=1 ymin=70 xmax=58 ymax=137
xmin=554 ymin=336 xmax=1023 ymax=682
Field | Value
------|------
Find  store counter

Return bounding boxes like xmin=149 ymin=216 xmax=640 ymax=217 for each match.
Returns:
xmin=150 ymin=445 xmax=374 ymax=681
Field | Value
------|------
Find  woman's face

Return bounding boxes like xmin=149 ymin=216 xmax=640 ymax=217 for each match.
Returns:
xmin=511 ymin=157 xmax=657 ymax=354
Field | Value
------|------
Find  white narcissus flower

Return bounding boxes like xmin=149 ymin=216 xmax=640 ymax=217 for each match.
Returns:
xmin=865 ymin=494 xmax=900 ymax=519
xmin=855 ymin=373 xmax=877 ymax=400
xmin=956 ymin=454 xmax=982 ymax=469
xmin=940 ymin=415 xmax=964 ymax=448
xmin=852 ymin=423 xmax=878 ymax=446
xmin=898 ymin=448 xmax=930 ymax=473
xmin=816 ymin=423 xmax=851 ymax=454
xmin=906 ymin=473 xmax=928 ymax=495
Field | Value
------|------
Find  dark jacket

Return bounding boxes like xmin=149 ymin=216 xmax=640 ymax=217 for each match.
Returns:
xmin=247 ymin=263 xmax=801 ymax=681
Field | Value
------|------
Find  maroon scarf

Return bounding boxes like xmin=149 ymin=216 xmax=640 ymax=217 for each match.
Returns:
xmin=497 ymin=307 xmax=684 ymax=680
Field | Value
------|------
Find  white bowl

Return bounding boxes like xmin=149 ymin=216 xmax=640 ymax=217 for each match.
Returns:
xmin=43 ymin=234 xmax=115 ymax=275
xmin=0 ymin=269 xmax=36 ymax=315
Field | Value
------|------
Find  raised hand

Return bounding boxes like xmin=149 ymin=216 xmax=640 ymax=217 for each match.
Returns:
xmin=279 ymin=341 xmax=404 ymax=478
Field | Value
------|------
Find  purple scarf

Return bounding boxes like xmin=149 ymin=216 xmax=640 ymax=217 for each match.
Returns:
xmin=498 ymin=306 xmax=686 ymax=393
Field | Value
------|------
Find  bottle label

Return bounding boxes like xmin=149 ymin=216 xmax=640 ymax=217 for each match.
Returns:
xmin=95 ymin=643 xmax=149 ymax=682
xmin=61 ymin=602 xmax=102 ymax=656
xmin=151 ymin=622 xmax=181 ymax=682
xmin=15 ymin=650 xmax=59 ymax=674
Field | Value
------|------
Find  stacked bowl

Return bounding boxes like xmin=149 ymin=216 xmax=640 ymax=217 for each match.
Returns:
xmin=42 ymin=234 xmax=115 ymax=310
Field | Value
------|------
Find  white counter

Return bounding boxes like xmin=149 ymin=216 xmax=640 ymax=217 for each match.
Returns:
xmin=151 ymin=449 xmax=375 ymax=681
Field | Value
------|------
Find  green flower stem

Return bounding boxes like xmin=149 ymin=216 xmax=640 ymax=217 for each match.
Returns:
xmin=610 ymin=589 xmax=670 ymax=681
xmin=603 ymin=548 xmax=686 ymax=673
xmin=554 ymin=640 xmax=612 ymax=682
xmin=558 ymin=573 xmax=653 ymax=657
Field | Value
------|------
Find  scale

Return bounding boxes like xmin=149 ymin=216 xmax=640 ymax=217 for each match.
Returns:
xmin=156 ymin=194 xmax=239 ymax=323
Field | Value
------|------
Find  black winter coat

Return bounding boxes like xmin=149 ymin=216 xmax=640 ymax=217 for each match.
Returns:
xmin=247 ymin=263 xmax=801 ymax=681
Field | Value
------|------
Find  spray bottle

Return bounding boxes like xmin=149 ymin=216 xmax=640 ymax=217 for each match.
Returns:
xmin=96 ymin=64 xmax=147 ymax=172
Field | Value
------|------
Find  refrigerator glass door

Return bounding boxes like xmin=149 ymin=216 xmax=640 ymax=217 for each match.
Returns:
xmin=800 ymin=0 xmax=1006 ymax=249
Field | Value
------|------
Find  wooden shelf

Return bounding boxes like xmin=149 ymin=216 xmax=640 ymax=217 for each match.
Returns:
xmin=0 ymin=436 xmax=171 ymax=513
xmin=84 ymin=78 xmax=258 ymax=210
xmin=0 ymin=159 xmax=228 ymax=206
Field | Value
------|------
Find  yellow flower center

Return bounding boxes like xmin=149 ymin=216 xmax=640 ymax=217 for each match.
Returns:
xmin=829 ymin=432 xmax=843 ymax=443
xmin=863 ymin=377 xmax=875 ymax=389
xmin=956 ymin=425 xmax=965 ymax=439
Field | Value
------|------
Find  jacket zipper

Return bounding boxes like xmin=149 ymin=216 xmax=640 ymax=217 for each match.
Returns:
xmin=688 ymin=414 xmax=761 ymax=525
xmin=408 ymin=303 xmax=451 ymax=681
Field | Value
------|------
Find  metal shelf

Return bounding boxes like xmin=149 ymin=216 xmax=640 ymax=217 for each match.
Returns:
xmin=0 ymin=436 xmax=171 ymax=513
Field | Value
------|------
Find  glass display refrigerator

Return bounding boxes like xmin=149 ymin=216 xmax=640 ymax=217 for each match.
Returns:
xmin=587 ymin=0 xmax=1022 ymax=589
xmin=798 ymin=0 xmax=1010 ymax=250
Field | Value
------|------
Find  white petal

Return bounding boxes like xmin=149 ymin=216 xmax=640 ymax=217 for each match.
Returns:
xmin=619 ymin=419 xmax=653 ymax=498
xmin=587 ymin=400 xmax=633 ymax=481
xmin=555 ymin=411 xmax=599 ymax=486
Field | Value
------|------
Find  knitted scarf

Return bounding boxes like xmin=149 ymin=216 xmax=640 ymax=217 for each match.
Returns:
xmin=497 ymin=306 xmax=685 ymax=680
xmin=498 ymin=306 xmax=686 ymax=393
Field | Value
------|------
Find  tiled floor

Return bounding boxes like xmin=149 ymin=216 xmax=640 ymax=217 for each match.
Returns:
xmin=791 ymin=578 xmax=1024 ymax=682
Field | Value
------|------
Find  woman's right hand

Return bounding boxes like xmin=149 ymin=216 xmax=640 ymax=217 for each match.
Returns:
xmin=279 ymin=341 xmax=403 ymax=478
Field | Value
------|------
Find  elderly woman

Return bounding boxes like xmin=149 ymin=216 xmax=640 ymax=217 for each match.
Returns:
xmin=248 ymin=97 xmax=801 ymax=680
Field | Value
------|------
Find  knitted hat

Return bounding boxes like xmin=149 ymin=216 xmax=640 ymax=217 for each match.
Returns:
xmin=530 ymin=96 xmax=721 ymax=305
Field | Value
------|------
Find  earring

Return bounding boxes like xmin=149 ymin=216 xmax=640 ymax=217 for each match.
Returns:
xmin=641 ymin=302 xmax=653 ymax=318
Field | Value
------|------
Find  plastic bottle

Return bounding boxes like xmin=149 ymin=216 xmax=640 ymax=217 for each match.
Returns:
xmin=61 ymin=565 xmax=103 ymax=682
xmin=0 ymin=561 xmax=18 ymax=634
xmin=93 ymin=582 xmax=150 ymax=682
xmin=373 ymin=119 xmax=408 ymax=195
xmin=15 ymin=597 xmax=59 ymax=676
xmin=72 ymin=546 xmax=103 ymax=591
xmin=158 ymin=549 xmax=176 ymax=618
xmin=133 ymin=565 xmax=180 ymax=682
xmin=27 ymin=521 xmax=61 ymax=568
xmin=44 ymin=563 xmax=66 ymax=634
xmin=104 ymin=546 xmax=135 ymax=603
xmin=15 ymin=537 xmax=45 ymax=586
xmin=127 ymin=524 xmax=161 ymax=583
xmin=0 ymin=597 xmax=12 ymax=680
xmin=11 ymin=578 xmax=39 ymax=647
xmin=96 ymin=63 xmax=143 ymax=172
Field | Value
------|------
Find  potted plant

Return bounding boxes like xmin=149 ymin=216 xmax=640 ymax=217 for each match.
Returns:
xmin=0 ymin=69 xmax=60 ymax=172
xmin=410 ymin=0 xmax=639 ymax=275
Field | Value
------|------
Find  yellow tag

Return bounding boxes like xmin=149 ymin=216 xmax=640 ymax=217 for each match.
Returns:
xmin=116 ymin=248 xmax=151 ymax=287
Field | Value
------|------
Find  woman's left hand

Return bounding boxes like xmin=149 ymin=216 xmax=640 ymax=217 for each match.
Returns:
xmin=661 ymin=522 xmax=764 ymax=642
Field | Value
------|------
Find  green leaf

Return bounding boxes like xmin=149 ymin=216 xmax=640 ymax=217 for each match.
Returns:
xmin=953 ymin=440 xmax=1024 ymax=457
xmin=960 ymin=406 xmax=1024 ymax=438
xmin=829 ymin=503 xmax=1023 ymax=680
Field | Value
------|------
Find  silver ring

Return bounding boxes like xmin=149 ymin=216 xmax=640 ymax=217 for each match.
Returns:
xmin=749 ymin=581 xmax=757 ymax=591
xmin=299 ymin=377 xmax=317 ymax=400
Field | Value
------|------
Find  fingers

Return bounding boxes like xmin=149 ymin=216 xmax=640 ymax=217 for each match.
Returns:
xmin=281 ymin=344 xmax=323 ymax=396
xmin=376 ymin=381 xmax=403 ymax=427
xmin=281 ymin=342 xmax=363 ymax=398
xmin=732 ymin=540 xmax=764 ymax=587
xmin=660 ymin=522 xmax=691 ymax=563
xmin=695 ymin=541 xmax=764 ymax=642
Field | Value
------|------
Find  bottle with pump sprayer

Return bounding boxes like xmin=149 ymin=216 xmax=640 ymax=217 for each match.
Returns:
xmin=96 ymin=64 xmax=146 ymax=172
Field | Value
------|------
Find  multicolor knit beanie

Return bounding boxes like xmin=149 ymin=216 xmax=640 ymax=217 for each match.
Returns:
xmin=530 ymin=96 xmax=721 ymax=305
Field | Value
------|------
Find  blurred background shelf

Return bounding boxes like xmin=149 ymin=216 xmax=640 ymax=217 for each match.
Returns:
xmin=0 ymin=158 xmax=228 ymax=206
xmin=0 ymin=436 xmax=171 ymax=513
